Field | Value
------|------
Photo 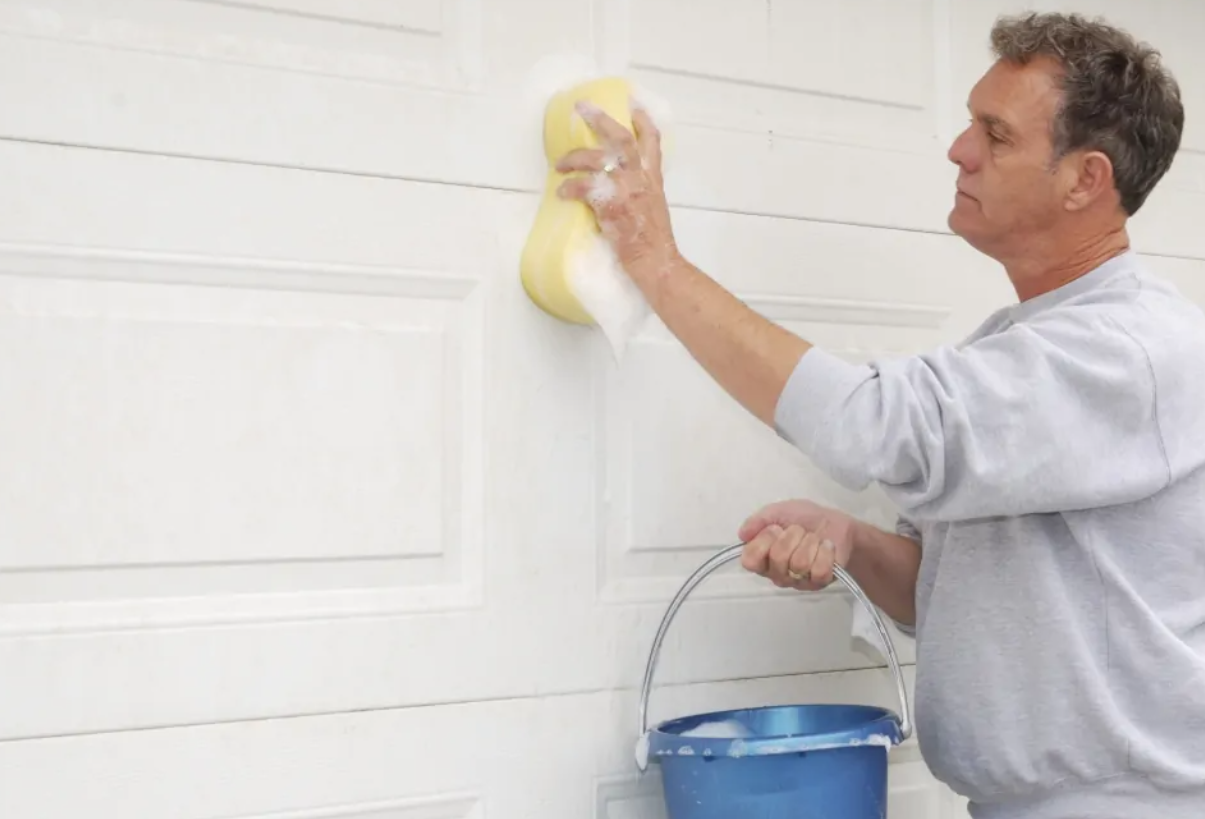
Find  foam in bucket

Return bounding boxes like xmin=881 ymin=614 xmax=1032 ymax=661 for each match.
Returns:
xmin=678 ymin=719 xmax=753 ymax=739
xmin=644 ymin=705 xmax=904 ymax=819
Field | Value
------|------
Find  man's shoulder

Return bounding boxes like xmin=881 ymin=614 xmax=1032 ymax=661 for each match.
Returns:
xmin=1029 ymin=266 xmax=1205 ymax=353
xmin=1057 ymin=268 xmax=1205 ymax=436
xmin=1098 ymin=271 xmax=1205 ymax=357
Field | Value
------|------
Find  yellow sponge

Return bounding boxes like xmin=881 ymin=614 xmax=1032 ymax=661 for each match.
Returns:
xmin=519 ymin=76 xmax=636 ymax=326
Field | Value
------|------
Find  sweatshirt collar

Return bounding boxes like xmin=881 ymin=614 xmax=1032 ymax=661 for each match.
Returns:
xmin=1008 ymin=249 xmax=1140 ymax=322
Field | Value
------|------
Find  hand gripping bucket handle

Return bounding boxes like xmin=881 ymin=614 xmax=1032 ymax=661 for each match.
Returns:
xmin=635 ymin=542 xmax=912 ymax=770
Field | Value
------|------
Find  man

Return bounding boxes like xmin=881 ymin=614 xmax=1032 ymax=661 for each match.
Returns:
xmin=556 ymin=10 xmax=1205 ymax=819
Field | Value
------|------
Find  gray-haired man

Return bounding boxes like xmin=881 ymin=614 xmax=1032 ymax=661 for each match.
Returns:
xmin=558 ymin=12 xmax=1203 ymax=819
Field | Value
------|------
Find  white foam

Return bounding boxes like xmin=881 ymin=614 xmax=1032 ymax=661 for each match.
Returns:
xmin=628 ymin=80 xmax=676 ymax=173
xmin=564 ymin=232 xmax=650 ymax=361
xmin=586 ymin=170 xmax=618 ymax=208
xmin=634 ymin=731 xmax=650 ymax=770
xmin=679 ymin=719 xmax=754 ymax=739
xmin=522 ymin=52 xmax=598 ymax=121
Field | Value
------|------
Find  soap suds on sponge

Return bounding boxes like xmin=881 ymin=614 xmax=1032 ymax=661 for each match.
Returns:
xmin=565 ymin=233 xmax=650 ymax=361
xmin=523 ymin=52 xmax=600 ymax=131
xmin=627 ymin=81 xmax=676 ymax=173
xmin=519 ymin=54 xmax=680 ymax=361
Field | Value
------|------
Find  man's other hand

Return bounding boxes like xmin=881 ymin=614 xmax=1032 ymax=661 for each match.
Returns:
xmin=738 ymin=500 xmax=856 ymax=592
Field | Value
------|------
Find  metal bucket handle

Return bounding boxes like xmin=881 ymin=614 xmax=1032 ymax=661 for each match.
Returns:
xmin=636 ymin=543 xmax=913 ymax=764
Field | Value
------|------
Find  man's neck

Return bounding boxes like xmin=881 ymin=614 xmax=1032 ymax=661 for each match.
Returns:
xmin=1004 ymin=227 xmax=1131 ymax=302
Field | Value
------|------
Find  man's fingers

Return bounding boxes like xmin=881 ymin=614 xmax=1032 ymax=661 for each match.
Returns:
xmin=556 ymin=177 xmax=595 ymax=203
xmin=740 ymin=525 xmax=780 ymax=575
xmin=737 ymin=506 xmax=850 ymax=593
xmin=809 ymin=538 xmax=838 ymax=588
xmin=631 ymin=105 xmax=662 ymax=175
xmin=556 ymin=148 xmax=610 ymax=174
xmin=737 ymin=512 xmax=770 ymax=544
xmin=738 ymin=500 xmax=808 ymax=542
xmin=768 ymin=525 xmax=806 ymax=587
xmin=786 ymin=529 xmax=819 ymax=588
xmin=803 ymin=519 xmax=835 ymax=587
xmin=576 ymin=101 xmax=639 ymax=163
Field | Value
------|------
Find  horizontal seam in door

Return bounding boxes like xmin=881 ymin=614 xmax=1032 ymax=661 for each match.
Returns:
xmin=0 ymin=136 xmax=527 ymax=196
xmin=2 ymin=136 xmax=1203 ymax=262
xmin=0 ymin=663 xmax=914 ymax=744
xmin=0 ymin=135 xmax=963 ymax=239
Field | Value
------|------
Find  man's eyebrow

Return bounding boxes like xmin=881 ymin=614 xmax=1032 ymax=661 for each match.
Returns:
xmin=967 ymin=105 xmax=1016 ymax=138
xmin=980 ymin=114 xmax=1014 ymax=135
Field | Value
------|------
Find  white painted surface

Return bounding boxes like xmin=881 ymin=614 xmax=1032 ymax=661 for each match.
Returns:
xmin=0 ymin=1 xmax=1201 ymax=817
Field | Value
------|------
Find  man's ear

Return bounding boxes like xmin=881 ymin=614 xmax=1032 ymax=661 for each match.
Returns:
xmin=1065 ymin=149 xmax=1117 ymax=212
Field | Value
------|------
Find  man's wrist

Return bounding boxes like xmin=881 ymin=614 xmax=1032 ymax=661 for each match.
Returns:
xmin=848 ymin=518 xmax=871 ymax=559
xmin=623 ymin=244 xmax=686 ymax=299
xmin=846 ymin=518 xmax=887 ymax=579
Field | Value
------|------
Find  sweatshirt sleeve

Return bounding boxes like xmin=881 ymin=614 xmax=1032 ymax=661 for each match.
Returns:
xmin=773 ymin=311 xmax=1172 ymax=521
xmin=890 ymin=516 xmax=922 ymax=637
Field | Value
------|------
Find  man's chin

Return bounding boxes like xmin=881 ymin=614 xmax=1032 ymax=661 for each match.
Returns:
xmin=947 ymin=211 xmax=995 ymax=255
xmin=947 ymin=209 xmax=967 ymax=236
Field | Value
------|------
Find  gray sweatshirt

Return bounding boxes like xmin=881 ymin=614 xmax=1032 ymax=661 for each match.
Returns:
xmin=773 ymin=250 xmax=1205 ymax=818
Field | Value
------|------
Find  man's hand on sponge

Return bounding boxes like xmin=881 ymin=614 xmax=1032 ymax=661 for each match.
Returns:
xmin=554 ymin=100 xmax=681 ymax=282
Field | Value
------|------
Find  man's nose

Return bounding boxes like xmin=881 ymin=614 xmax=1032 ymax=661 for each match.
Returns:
xmin=947 ymin=126 xmax=978 ymax=172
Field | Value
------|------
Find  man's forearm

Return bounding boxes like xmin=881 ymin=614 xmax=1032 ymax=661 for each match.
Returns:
xmin=847 ymin=521 xmax=921 ymax=627
xmin=627 ymin=252 xmax=811 ymax=426
xmin=624 ymin=248 xmax=918 ymax=623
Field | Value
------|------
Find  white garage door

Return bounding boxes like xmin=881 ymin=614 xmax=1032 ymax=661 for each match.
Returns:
xmin=1 ymin=1 xmax=1202 ymax=817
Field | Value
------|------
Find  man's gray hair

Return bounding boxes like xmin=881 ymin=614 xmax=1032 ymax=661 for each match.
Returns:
xmin=991 ymin=12 xmax=1184 ymax=215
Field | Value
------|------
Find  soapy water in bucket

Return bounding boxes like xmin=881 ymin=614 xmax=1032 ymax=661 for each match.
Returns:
xmin=633 ymin=718 xmax=752 ymax=768
xmin=678 ymin=719 xmax=753 ymax=739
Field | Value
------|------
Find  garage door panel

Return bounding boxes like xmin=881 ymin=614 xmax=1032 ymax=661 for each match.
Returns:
xmin=0 ymin=272 xmax=477 ymax=572
xmin=0 ymin=0 xmax=478 ymax=87
xmin=0 ymin=11 xmax=500 ymax=197
xmin=664 ymin=123 xmax=957 ymax=234
xmin=0 ymin=254 xmax=484 ymax=627
xmin=0 ymin=669 xmax=958 ymax=819
xmin=0 ymin=145 xmax=505 ymax=277
xmin=623 ymin=0 xmax=936 ymax=133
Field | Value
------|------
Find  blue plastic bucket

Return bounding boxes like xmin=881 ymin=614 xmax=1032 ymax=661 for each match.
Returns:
xmin=634 ymin=544 xmax=912 ymax=819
